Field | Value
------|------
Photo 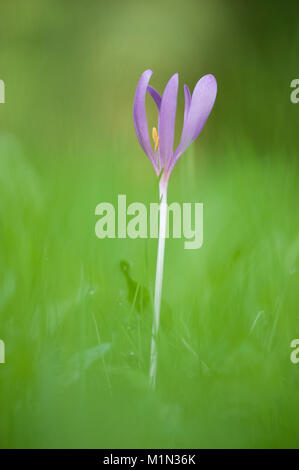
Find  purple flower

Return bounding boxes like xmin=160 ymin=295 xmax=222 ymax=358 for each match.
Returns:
xmin=133 ymin=70 xmax=217 ymax=388
xmin=133 ymin=70 xmax=217 ymax=184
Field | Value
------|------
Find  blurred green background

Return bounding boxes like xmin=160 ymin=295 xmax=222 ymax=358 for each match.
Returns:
xmin=0 ymin=0 xmax=299 ymax=448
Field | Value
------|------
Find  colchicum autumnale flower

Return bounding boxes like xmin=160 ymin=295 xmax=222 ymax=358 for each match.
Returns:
xmin=133 ymin=70 xmax=217 ymax=388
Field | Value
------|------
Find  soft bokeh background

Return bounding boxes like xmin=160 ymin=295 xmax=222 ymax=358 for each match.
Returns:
xmin=0 ymin=0 xmax=299 ymax=448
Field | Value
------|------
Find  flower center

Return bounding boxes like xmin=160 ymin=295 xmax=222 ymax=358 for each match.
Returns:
xmin=152 ymin=127 xmax=159 ymax=152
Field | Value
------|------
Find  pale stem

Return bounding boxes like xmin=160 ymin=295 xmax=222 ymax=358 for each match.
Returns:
xmin=149 ymin=179 xmax=168 ymax=389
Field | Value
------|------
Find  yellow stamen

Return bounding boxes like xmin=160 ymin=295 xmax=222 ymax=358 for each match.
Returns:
xmin=152 ymin=127 xmax=159 ymax=152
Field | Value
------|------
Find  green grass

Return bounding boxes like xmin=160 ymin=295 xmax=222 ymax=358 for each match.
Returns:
xmin=0 ymin=135 xmax=299 ymax=448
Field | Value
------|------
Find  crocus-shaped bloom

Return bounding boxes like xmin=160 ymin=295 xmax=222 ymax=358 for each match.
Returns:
xmin=133 ymin=70 xmax=217 ymax=184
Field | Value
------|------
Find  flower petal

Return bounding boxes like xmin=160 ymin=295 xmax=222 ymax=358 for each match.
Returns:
xmin=147 ymin=86 xmax=162 ymax=110
xmin=174 ymin=74 xmax=217 ymax=161
xmin=147 ymin=86 xmax=162 ymax=171
xmin=158 ymin=73 xmax=178 ymax=170
xmin=133 ymin=70 xmax=158 ymax=173
xmin=183 ymin=84 xmax=191 ymax=126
